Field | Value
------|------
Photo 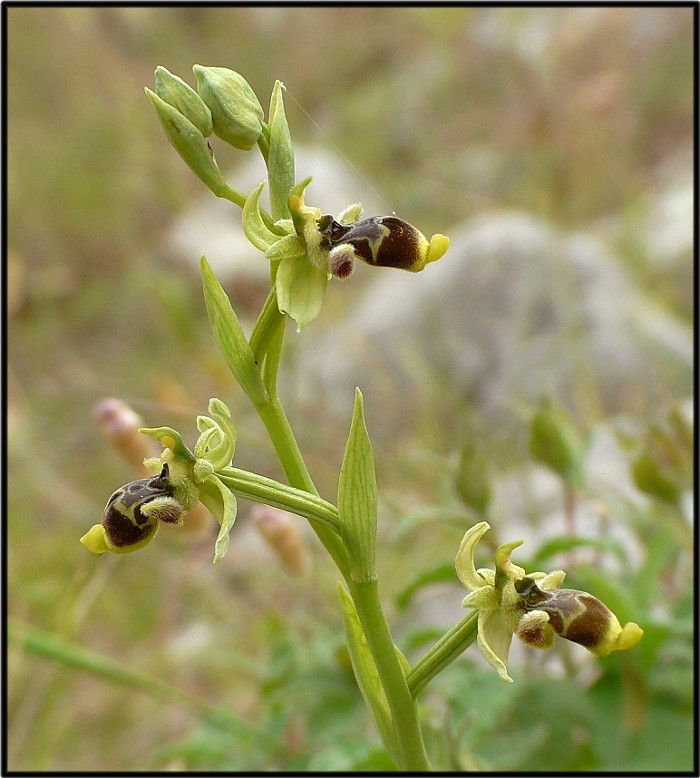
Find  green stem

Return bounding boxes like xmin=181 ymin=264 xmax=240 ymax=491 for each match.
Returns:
xmin=406 ymin=611 xmax=479 ymax=698
xmin=249 ymin=288 xmax=286 ymax=397
xmin=254 ymin=397 xmax=350 ymax=578
xmin=219 ymin=184 xmax=247 ymax=208
xmin=217 ymin=467 xmax=340 ymax=534
xmin=219 ymin=180 xmax=277 ymax=232
xmin=349 ymin=579 xmax=431 ymax=771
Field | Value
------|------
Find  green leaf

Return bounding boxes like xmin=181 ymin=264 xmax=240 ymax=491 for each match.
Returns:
xmin=337 ymin=583 xmax=398 ymax=763
xmin=242 ymin=181 xmax=284 ymax=252
xmin=337 ymin=388 xmax=378 ymax=582
xmin=200 ymin=257 xmax=269 ymax=406
xmin=267 ymin=80 xmax=295 ymax=221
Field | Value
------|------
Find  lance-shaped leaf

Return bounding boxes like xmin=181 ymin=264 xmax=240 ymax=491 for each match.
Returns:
xmin=337 ymin=388 xmax=378 ymax=582
xmin=200 ymin=257 xmax=269 ymax=407
xmin=266 ymin=81 xmax=295 ymax=221
xmin=337 ymin=583 xmax=398 ymax=764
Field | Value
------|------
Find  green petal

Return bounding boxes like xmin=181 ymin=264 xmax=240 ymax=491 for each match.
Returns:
xmin=494 ymin=539 xmax=526 ymax=592
xmin=455 ymin=521 xmax=492 ymax=591
xmin=462 ymin=584 xmax=499 ymax=610
xmin=242 ymin=181 xmax=284 ymax=252
xmin=265 ymin=234 xmax=305 ymax=263
xmin=275 ymin=254 xmax=328 ymax=330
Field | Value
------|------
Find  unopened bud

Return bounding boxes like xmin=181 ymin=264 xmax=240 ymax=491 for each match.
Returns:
xmin=455 ymin=442 xmax=492 ymax=516
xmin=154 ymin=66 xmax=213 ymax=138
xmin=145 ymin=87 xmax=228 ymax=196
xmin=94 ymin=398 xmax=156 ymax=474
xmin=529 ymin=398 xmax=585 ymax=488
xmin=252 ymin=505 xmax=308 ymax=576
xmin=193 ymin=65 xmax=264 ymax=151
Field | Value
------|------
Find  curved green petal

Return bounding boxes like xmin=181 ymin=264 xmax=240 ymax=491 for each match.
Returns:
xmin=243 ymin=181 xmax=283 ymax=252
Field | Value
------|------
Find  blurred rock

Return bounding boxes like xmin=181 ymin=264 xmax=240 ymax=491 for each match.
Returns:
xmin=293 ymin=211 xmax=692 ymax=437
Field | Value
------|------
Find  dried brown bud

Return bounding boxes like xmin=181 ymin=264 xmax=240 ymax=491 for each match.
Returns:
xmin=252 ymin=505 xmax=308 ymax=576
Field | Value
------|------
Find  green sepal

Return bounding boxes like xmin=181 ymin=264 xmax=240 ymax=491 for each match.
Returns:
xmin=198 ymin=475 xmax=238 ymax=563
xmin=200 ymin=257 xmax=269 ymax=406
xmin=337 ymin=583 xmax=399 ymax=763
xmin=337 ymin=388 xmax=378 ymax=582
xmin=145 ymin=87 xmax=228 ymax=197
xmin=275 ymin=253 xmax=328 ymax=331
xmin=154 ymin=66 xmax=213 ymax=138
xmin=242 ymin=181 xmax=284 ymax=252
xmin=266 ymin=80 xmax=295 ymax=221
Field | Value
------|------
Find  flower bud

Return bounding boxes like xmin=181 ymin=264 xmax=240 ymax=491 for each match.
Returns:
xmin=514 ymin=577 xmax=643 ymax=657
xmin=529 ymin=398 xmax=585 ymax=488
xmin=193 ymin=65 xmax=264 ymax=150
xmin=455 ymin=442 xmax=492 ymax=516
xmin=252 ymin=505 xmax=308 ymax=576
xmin=154 ymin=66 xmax=213 ymax=137
xmin=145 ymin=87 xmax=228 ymax=196
xmin=318 ymin=215 xmax=449 ymax=272
xmin=93 ymin=397 xmax=156 ymax=474
xmin=81 ymin=465 xmax=186 ymax=555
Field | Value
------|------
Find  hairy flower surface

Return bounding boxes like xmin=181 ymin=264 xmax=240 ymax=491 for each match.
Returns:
xmin=455 ymin=522 xmax=643 ymax=682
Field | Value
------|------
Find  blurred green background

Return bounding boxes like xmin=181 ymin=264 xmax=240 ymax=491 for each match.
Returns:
xmin=7 ymin=6 xmax=694 ymax=772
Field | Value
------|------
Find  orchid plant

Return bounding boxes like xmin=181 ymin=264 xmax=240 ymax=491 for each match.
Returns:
xmin=80 ymin=66 xmax=642 ymax=771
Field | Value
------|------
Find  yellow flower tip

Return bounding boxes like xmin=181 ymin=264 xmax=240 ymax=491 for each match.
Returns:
xmin=426 ymin=233 xmax=450 ymax=265
xmin=80 ymin=524 xmax=109 ymax=554
xmin=613 ymin=621 xmax=644 ymax=653
xmin=161 ymin=435 xmax=176 ymax=451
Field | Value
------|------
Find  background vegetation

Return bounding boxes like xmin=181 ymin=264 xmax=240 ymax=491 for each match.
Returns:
xmin=8 ymin=6 xmax=694 ymax=771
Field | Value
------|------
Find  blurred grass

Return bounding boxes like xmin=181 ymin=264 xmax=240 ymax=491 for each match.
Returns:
xmin=7 ymin=6 xmax=694 ymax=771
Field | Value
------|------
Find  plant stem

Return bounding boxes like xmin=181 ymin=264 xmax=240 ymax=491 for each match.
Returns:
xmin=217 ymin=467 xmax=340 ymax=534
xmin=254 ymin=397 xmax=350 ymax=578
xmin=406 ymin=611 xmax=479 ymax=698
xmin=349 ymin=579 xmax=431 ymax=771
